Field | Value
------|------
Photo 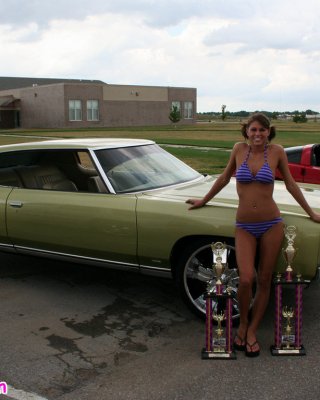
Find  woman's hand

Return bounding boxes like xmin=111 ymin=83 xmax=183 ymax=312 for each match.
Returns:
xmin=185 ymin=198 xmax=206 ymax=210
xmin=310 ymin=211 xmax=320 ymax=223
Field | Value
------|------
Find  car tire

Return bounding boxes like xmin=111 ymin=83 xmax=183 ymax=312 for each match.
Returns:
xmin=175 ymin=237 xmax=241 ymax=321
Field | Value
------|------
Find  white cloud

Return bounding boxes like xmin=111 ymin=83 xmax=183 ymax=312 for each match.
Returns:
xmin=0 ymin=0 xmax=320 ymax=111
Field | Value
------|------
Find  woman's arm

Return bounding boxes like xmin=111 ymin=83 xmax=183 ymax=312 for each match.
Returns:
xmin=186 ymin=143 xmax=238 ymax=209
xmin=277 ymin=146 xmax=320 ymax=222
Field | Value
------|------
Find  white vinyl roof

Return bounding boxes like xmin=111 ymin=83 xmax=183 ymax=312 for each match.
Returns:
xmin=0 ymin=138 xmax=155 ymax=152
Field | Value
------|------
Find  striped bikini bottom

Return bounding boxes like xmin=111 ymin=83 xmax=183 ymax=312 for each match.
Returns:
xmin=236 ymin=217 xmax=283 ymax=239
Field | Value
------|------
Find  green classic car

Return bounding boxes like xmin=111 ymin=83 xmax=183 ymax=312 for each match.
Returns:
xmin=0 ymin=138 xmax=319 ymax=318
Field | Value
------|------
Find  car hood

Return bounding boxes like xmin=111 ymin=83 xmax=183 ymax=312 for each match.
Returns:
xmin=141 ymin=176 xmax=320 ymax=214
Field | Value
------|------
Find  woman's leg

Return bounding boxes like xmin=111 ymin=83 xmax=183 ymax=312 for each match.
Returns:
xmin=246 ymin=221 xmax=284 ymax=351
xmin=235 ymin=227 xmax=257 ymax=344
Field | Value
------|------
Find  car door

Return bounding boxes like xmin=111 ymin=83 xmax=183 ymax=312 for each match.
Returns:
xmin=302 ymin=165 xmax=320 ymax=184
xmin=301 ymin=145 xmax=320 ymax=184
xmin=286 ymin=147 xmax=304 ymax=182
xmin=6 ymin=188 xmax=138 ymax=267
xmin=0 ymin=187 xmax=15 ymax=249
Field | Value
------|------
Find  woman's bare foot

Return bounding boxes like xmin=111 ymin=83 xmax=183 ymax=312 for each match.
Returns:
xmin=233 ymin=323 xmax=247 ymax=350
xmin=245 ymin=328 xmax=260 ymax=356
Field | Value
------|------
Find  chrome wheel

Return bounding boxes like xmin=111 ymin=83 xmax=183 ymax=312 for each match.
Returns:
xmin=177 ymin=239 xmax=240 ymax=320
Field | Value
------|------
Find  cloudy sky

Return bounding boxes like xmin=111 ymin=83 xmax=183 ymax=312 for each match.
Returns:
xmin=1 ymin=0 xmax=320 ymax=112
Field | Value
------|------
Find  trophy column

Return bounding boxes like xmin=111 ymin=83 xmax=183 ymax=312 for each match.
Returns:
xmin=271 ymin=226 xmax=308 ymax=356
xmin=201 ymin=242 xmax=236 ymax=360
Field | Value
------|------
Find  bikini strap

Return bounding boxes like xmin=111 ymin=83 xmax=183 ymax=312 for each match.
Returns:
xmin=264 ymin=144 xmax=268 ymax=162
xmin=244 ymin=145 xmax=251 ymax=163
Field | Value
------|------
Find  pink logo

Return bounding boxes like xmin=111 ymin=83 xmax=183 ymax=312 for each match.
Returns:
xmin=0 ymin=381 xmax=8 ymax=394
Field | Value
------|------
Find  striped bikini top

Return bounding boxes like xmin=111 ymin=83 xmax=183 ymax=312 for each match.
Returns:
xmin=235 ymin=145 xmax=274 ymax=184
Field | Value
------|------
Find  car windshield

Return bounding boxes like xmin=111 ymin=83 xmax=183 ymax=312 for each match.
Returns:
xmin=94 ymin=144 xmax=201 ymax=193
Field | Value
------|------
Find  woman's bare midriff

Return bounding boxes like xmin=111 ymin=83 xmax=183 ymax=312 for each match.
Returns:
xmin=236 ymin=182 xmax=281 ymax=222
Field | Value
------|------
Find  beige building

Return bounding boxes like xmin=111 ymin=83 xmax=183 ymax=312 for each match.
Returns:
xmin=0 ymin=77 xmax=196 ymax=129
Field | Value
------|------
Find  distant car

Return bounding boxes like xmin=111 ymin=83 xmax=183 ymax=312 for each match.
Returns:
xmin=276 ymin=144 xmax=320 ymax=184
xmin=0 ymin=138 xmax=319 ymax=319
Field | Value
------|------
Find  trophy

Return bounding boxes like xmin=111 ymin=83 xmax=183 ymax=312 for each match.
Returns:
xmin=283 ymin=225 xmax=297 ymax=282
xmin=212 ymin=313 xmax=226 ymax=352
xmin=202 ymin=242 xmax=236 ymax=360
xmin=211 ymin=242 xmax=225 ymax=295
xmin=271 ymin=226 xmax=307 ymax=356
xmin=282 ymin=307 xmax=295 ymax=349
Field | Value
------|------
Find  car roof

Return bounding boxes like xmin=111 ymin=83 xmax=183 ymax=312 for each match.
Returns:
xmin=0 ymin=138 xmax=155 ymax=152
xmin=285 ymin=144 xmax=315 ymax=151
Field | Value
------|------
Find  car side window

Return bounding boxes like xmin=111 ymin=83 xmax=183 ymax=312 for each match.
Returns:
xmin=77 ymin=151 xmax=95 ymax=170
xmin=0 ymin=150 xmax=105 ymax=193
xmin=313 ymin=145 xmax=320 ymax=167
xmin=286 ymin=149 xmax=302 ymax=164
xmin=0 ymin=167 xmax=24 ymax=188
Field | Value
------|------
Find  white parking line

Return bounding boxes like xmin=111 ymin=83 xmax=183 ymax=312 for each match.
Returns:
xmin=5 ymin=385 xmax=49 ymax=400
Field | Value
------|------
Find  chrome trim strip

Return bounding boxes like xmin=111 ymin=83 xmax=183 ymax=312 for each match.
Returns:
xmin=91 ymin=141 xmax=154 ymax=151
xmin=139 ymin=264 xmax=171 ymax=273
xmin=12 ymin=245 xmax=172 ymax=278
xmin=89 ymin=149 xmax=116 ymax=194
xmin=0 ymin=243 xmax=13 ymax=247
xmin=139 ymin=265 xmax=172 ymax=278
xmin=14 ymin=246 xmax=140 ymax=267
xmin=0 ymin=243 xmax=15 ymax=250
xmin=15 ymin=245 xmax=139 ymax=267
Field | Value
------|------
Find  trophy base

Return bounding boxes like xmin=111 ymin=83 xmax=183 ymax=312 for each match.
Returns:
xmin=270 ymin=345 xmax=306 ymax=356
xmin=201 ymin=348 xmax=236 ymax=360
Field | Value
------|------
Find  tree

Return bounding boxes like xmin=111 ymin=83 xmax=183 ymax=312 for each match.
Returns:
xmin=169 ymin=105 xmax=181 ymax=126
xmin=221 ymin=104 xmax=227 ymax=121
xmin=293 ymin=113 xmax=307 ymax=123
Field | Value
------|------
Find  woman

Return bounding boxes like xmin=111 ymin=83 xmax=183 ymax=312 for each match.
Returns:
xmin=186 ymin=113 xmax=320 ymax=357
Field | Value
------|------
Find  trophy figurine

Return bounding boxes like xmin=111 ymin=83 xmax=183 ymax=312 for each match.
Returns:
xmin=282 ymin=225 xmax=297 ymax=282
xmin=211 ymin=242 xmax=226 ymax=295
xmin=212 ymin=312 xmax=225 ymax=353
xmin=271 ymin=225 xmax=307 ymax=356
xmin=202 ymin=242 xmax=236 ymax=360
xmin=282 ymin=307 xmax=295 ymax=349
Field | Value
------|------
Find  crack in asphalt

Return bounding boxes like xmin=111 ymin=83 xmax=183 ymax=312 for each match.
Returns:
xmin=40 ymin=295 xmax=186 ymax=397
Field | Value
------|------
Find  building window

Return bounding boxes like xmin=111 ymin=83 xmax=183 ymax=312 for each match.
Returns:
xmin=69 ymin=100 xmax=82 ymax=121
xmin=87 ymin=100 xmax=99 ymax=121
xmin=171 ymin=101 xmax=181 ymax=111
xmin=183 ymin=102 xmax=193 ymax=119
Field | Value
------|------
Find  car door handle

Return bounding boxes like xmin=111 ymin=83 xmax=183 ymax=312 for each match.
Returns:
xmin=9 ymin=201 xmax=23 ymax=208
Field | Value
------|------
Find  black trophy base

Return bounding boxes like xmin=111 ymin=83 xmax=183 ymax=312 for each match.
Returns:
xmin=270 ymin=345 xmax=306 ymax=356
xmin=201 ymin=348 xmax=237 ymax=360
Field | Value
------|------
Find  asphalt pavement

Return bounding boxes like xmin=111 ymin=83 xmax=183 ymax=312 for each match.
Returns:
xmin=0 ymin=252 xmax=319 ymax=400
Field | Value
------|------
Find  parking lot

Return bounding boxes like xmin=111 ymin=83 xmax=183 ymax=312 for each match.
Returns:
xmin=0 ymin=252 xmax=319 ymax=400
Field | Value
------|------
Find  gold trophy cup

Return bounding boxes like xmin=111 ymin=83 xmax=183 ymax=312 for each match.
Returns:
xmin=282 ymin=225 xmax=297 ymax=282
xmin=211 ymin=242 xmax=226 ymax=295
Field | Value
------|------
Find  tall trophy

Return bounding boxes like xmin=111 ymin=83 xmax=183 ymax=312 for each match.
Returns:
xmin=271 ymin=225 xmax=307 ymax=356
xmin=202 ymin=242 xmax=236 ymax=360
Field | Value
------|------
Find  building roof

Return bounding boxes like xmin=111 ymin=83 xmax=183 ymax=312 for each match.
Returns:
xmin=0 ymin=95 xmax=16 ymax=106
xmin=0 ymin=76 xmax=106 ymax=91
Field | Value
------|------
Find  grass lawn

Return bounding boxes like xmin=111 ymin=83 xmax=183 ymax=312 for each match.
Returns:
xmin=1 ymin=119 xmax=319 ymax=174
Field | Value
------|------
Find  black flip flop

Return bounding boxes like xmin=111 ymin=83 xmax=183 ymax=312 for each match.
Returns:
xmin=245 ymin=340 xmax=260 ymax=357
xmin=233 ymin=334 xmax=246 ymax=351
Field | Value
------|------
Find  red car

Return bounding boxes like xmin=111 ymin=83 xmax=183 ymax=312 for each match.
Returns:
xmin=276 ymin=144 xmax=320 ymax=184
